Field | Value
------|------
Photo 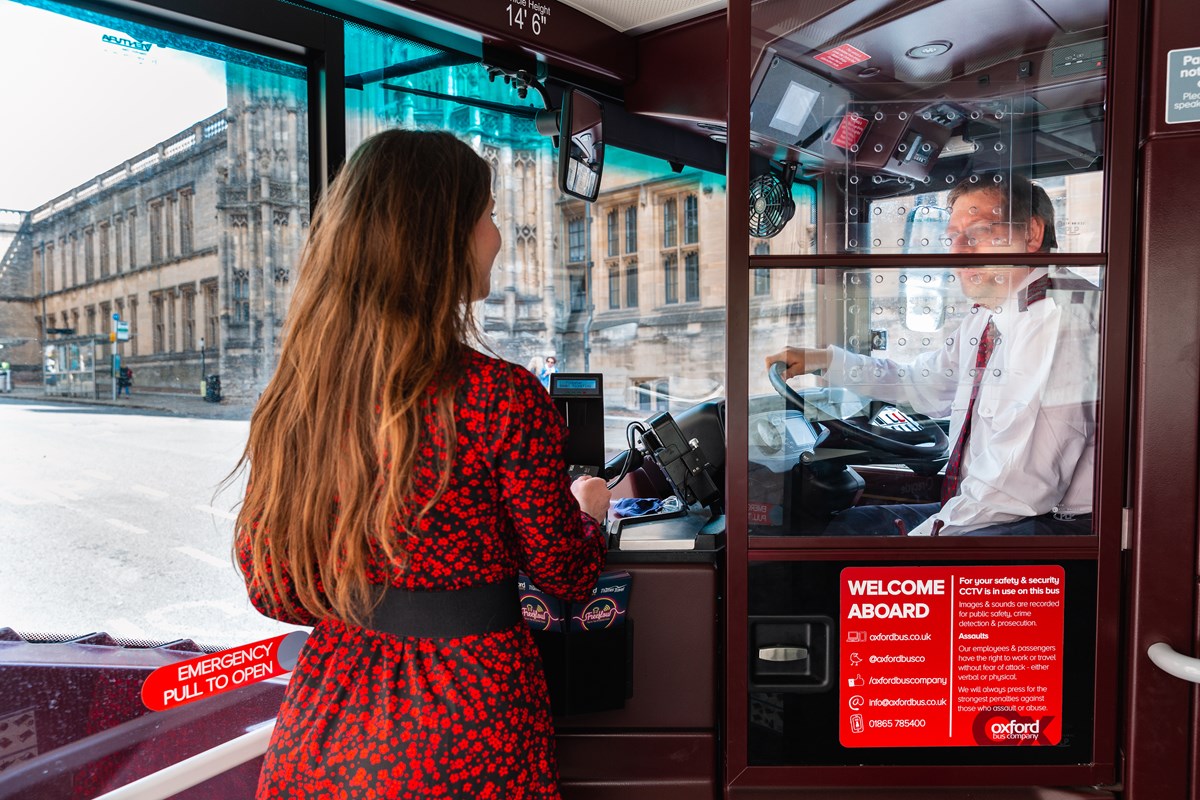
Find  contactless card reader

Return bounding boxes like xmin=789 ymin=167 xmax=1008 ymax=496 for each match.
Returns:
xmin=550 ymin=373 xmax=605 ymax=479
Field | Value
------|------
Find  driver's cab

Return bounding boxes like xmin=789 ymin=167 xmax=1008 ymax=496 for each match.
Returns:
xmin=742 ymin=26 xmax=1105 ymax=538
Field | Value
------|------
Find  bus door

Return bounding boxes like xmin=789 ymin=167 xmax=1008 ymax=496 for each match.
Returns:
xmin=728 ymin=0 xmax=1127 ymax=794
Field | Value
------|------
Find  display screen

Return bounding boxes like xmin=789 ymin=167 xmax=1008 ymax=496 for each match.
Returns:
xmin=556 ymin=378 xmax=598 ymax=390
xmin=551 ymin=375 xmax=603 ymax=397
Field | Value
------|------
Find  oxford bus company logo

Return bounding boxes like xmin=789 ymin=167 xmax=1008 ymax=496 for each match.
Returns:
xmin=520 ymin=595 xmax=559 ymax=631
xmin=574 ymin=597 xmax=621 ymax=630
xmin=972 ymin=709 xmax=1056 ymax=746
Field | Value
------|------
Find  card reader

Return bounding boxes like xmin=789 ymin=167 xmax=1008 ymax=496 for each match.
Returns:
xmin=549 ymin=373 xmax=605 ymax=479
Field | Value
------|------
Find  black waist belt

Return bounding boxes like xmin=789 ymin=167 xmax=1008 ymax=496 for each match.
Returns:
xmin=365 ymin=578 xmax=521 ymax=639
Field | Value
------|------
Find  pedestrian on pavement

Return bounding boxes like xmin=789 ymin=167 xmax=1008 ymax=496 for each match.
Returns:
xmin=117 ymin=366 xmax=133 ymax=397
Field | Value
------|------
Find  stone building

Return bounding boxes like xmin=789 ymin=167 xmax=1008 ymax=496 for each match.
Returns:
xmin=0 ymin=63 xmax=308 ymax=400
xmin=0 ymin=209 xmax=39 ymax=384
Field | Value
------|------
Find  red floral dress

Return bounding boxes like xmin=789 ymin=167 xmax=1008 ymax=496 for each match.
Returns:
xmin=238 ymin=351 xmax=606 ymax=799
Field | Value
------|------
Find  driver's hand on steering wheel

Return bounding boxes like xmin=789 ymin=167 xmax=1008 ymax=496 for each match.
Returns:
xmin=765 ymin=346 xmax=832 ymax=379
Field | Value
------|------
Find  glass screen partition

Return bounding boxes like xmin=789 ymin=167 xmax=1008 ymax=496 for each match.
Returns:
xmin=749 ymin=264 xmax=1102 ymax=538
xmin=346 ymin=24 xmax=728 ymax=457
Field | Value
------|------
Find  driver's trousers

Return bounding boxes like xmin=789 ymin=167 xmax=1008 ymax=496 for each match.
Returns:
xmin=824 ymin=502 xmax=1093 ymax=536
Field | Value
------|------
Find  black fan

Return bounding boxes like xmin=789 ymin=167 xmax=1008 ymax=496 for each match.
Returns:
xmin=748 ymin=162 xmax=798 ymax=238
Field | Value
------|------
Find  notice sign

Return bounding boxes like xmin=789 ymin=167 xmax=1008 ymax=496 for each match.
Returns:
xmin=141 ymin=631 xmax=307 ymax=712
xmin=813 ymin=43 xmax=871 ymax=70
xmin=831 ymin=112 xmax=870 ymax=150
xmin=839 ymin=565 xmax=1065 ymax=748
xmin=1166 ymin=47 xmax=1200 ymax=124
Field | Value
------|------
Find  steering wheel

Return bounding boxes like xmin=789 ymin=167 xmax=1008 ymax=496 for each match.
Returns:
xmin=767 ymin=361 xmax=949 ymax=461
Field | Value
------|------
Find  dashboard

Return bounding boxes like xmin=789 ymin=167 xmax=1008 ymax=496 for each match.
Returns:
xmin=748 ymin=409 xmax=821 ymax=473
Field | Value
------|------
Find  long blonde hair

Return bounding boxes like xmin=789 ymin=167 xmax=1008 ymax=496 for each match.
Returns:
xmin=234 ymin=129 xmax=492 ymax=625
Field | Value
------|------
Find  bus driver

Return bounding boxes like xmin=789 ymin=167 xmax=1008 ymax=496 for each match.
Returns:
xmin=766 ymin=173 xmax=1099 ymax=536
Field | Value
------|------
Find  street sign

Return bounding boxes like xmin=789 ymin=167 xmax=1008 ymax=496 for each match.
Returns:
xmin=116 ymin=321 xmax=131 ymax=341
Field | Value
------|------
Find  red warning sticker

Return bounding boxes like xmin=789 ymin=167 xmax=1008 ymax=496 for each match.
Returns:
xmin=831 ymin=113 xmax=870 ymax=149
xmin=813 ymin=44 xmax=871 ymax=70
xmin=839 ymin=565 xmax=1065 ymax=748
xmin=141 ymin=631 xmax=308 ymax=711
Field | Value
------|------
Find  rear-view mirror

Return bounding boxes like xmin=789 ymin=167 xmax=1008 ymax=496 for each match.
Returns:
xmin=559 ymin=89 xmax=604 ymax=202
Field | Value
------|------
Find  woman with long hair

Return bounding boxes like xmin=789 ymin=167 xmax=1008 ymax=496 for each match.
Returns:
xmin=234 ymin=129 xmax=610 ymax=798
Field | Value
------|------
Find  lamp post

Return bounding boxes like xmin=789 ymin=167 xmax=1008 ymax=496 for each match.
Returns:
xmin=199 ymin=337 xmax=206 ymax=398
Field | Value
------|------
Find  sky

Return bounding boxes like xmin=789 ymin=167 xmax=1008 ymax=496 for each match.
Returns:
xmin=0 ymin=1 xmax=227 ymax=211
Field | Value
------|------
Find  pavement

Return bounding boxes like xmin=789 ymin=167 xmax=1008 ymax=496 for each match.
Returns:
xmin=0 ymin=383 xmax=254 ymax=420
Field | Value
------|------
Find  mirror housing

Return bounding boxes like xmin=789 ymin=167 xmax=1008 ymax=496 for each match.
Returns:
xmin=558 ymin=89 xmax=604 ymax=202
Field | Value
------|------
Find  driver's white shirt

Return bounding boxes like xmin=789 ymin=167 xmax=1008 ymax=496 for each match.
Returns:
xmin=823 ymin=268 xmax=1099 ymax=536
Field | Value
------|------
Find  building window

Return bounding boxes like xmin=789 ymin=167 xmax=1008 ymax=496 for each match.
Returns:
xmin=114 ymin=215 xmax=124 ymax=272
xmin=98 ymin=222 xmax=110 ymax=278
xmin=607 ymin=210 xmax=618 ymax=257
xmin=181 ymin=285 xmax=196 ymax=351
xmin=233 ymin=271 xmax=250 ymax=323
xmin=165 ymin=195 xmax=176 ymax=259
xmin=655 ymin=380 xmax=670 ymax=411
xmin=608 ymin=264 xmax=620 ymax=310
xmin=753 ymin=241 xmax=771 ymax=296
xmin=659 ymin=188 xmax=703 ymax=307
xmin=43 ymin=245 xmax=54 ymax=293
xmin=128 ymin=296 xmax=139 ymax=356
xmin=684 ymin=251 xmax=700 ymax=302
xmin=754 ymin=269 xmax=772 ymax=296
xmin=69 ymin=234 xmax=78 ymax=286
xmin=99 ymin=301 xmax=111 ymax=333
xmin=203 ymin=281 xmax=219 ymax=350
xmin=662 ymin=198 xmax=677 ymax=248
xmin=625 ymin=259 xmax=638 ymax=307
xmin=567 ymin=217 xmax=586 ymax=263
xmin=624 ymin=206 xmax=637 ymax=253
xmin=151 ymin=293 xmax=164 ymax=354
xmin=166 ymin=290 xmax=177 ymax=353
xmin=179 ymin=189 xmax=194 ymax=255
xmin=684 ymin=194 xmax=699 ymax=244
xmin=664 ymin=253 xmax=678 ymax=304
xmin=84 ymin=227 xmax=94 ymax=283
xmin=127 ymin=208 xmax=137 ymax=268
xmin=569 ymin=274 xmax=586 ymax=312
xmin=149 ymin=200 xmax=164 ymax=263
xmin=637 ymin=382 xmax=652 ymax=411
xmin=85 ymin=305 xmax=96 ymax=335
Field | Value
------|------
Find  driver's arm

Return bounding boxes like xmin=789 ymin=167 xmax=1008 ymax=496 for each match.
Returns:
xmin=764 ymin=346 xmax=831 ymax=378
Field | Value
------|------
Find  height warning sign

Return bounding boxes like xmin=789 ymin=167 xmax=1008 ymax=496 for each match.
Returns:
xmin=839 ymin=565 xmax=1065 ymax=748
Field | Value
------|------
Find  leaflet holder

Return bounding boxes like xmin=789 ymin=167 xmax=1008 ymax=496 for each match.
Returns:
xmin=550 ymin=373 xmax=605 ymax=478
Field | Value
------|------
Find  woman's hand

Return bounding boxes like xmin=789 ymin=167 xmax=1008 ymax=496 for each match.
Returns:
xmin=571 ymin=476 xmax=612 ymax=525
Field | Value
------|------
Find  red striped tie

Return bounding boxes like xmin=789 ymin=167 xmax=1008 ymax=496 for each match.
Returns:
xmin=941 ymin=311 xmax=998 ymax=504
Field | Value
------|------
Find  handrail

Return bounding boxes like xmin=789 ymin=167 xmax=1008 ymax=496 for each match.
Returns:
xmin=91 ymin=721 xmax=274 ymax=800
xmin=1147 ymin=642 xmax=1200 ymax=684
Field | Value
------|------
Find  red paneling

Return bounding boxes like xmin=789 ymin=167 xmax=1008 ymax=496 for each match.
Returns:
xmin=557 ymin=732 xmax=715 ymax=799
xmin=626 ymin=13 xmax=727 ymax=125
xmin=1126 ymin=129 xmax=1200 ymax=800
